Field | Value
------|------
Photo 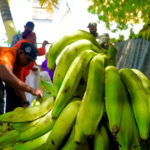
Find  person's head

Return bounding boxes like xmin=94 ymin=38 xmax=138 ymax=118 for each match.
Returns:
xmin=24 ymin=21 xmax=35 ymax=31
xmin=87 ymin=22 xmax=97 ymax=37
xmin=26 ymin=32 xmax=36 ymax=45
xmin=22 ymin=22 xmax=35 ymax=39
xmin=17 ymin=42 xmax=38 ymax=67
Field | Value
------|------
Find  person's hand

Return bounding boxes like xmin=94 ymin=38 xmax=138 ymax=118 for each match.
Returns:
xmin=23 ymin=103 xmax=29 ymax=108
xmin=42 ymin=40 xmax=49 ymax=47
xmin=32 ymin=89 xmax=43 ymax=98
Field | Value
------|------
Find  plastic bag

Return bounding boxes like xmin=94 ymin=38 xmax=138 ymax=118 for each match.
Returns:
xmin=25 ymin=66 xmax=40 ymax=105
xmin=40 ymin=71 xmax=52 ymax=82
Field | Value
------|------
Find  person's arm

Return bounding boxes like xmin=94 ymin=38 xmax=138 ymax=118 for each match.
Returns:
xmin=38 ymin=47 xmax=46 ymax=56
xmin=38 ymin=41 xmax=49 ymax=56
xmin=42 ymin=40 xmax=49 ymax=48
xmin=0 ymin=64 xmax=43 ymax=97
xmin=15 ymin=90 xmax=28 ymax=108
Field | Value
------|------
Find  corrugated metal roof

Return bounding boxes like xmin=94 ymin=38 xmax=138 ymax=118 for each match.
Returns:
xmin=115 ymin=37 xmax=150 ymax=79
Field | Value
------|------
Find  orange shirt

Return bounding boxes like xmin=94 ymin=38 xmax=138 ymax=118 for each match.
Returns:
xmin=23 ymin=62 xmax=35 ymax=82
xmin=0 ymin=47 xmax=23 ymax=81
xmin=13 ymin=39 xmax=46 ymax=82
xmin=13 ymin=39 xmax=45 ymax=56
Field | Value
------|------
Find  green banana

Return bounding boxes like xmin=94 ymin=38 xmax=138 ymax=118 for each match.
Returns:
xmin=94 ymin=126 xmax=111 ymax=150
xmin=3 ymin=147 xmax=15 ymax=150
xmin=119 ymin=68 xmax=149 ymax=140
xmin=42 ymin=89 xmax=52 ymax=101
xmin=13 ymin=107 xmax=24 ymax=111
xmin=2 ymin=147 xmax=18 ymax=149
xmin=51 ymin=50 xmax=97 ymax=118
xmin=0 ymin=122 xmax=12 ymax=137
xmin=0 ymin=96 xmax=55 ymax=123
xmin=41 ymin=80 xmax=53 ymax=94
xmin=0 ymin=130 xmax=20 ymax=149
xmin=131 ymin=69 xmax=150 ymax=118
xmin=16 ymin=110 xmax=56 ymax=142
xmin=131 ymin=90 xmax=150 ymax=150
xmin=105 ymin=66 xmax=123 ymax=136
xmin=82 ymin=63 xmax=89 ymax=83
xmin=75 ymin=94 xmax=87 ymax=145
xmin=105 ymin=44 xmax=117 ymax=67
xmin=0 ymin=123 xmax=3 ymax=132
xmin=0 ymin=123 xmax=9 ymax=133
xmin=52 ymin=39 xmax=107 ymax=97
xmin=31 ymin=145 xmax=45 ymax=150
xmin=30 ymin=90 xmax=51 ymax=107
xmin=116 ymin=81 xmax=134 ymax=150
xmin=132 ymin=110 xmax=142 ymax=150
xmin=48 ymin=29 xmax=102 ymax=70
xmin=30 ymin=99 xmax=40 ymax=106
xmin=83 ymin=54 xmax=105 ymax=137
xmin=10 ymin=131 xmax=51 ymax=150
xmin=83 ymin=53 xmax=107 ymax=83
xmin=45 ymin=99 xmax=81 ymax=150
xmin=74 ymin=78 xmax=86 ymax=98
xmin=13 ymin=119 xmax=40 ymax=132
xmin=61 ymin=125 xmax=83 ymax=150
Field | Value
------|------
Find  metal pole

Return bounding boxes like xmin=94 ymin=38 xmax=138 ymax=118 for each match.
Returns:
xmin=37 ymin=43 xmax=51 ymax=44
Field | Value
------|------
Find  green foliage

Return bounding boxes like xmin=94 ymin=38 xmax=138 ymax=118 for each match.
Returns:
xmin=110 ymin=34 xmax=125 ymax=44
xmin=2 ymin=33 xmax=10 ymax=47
xmin=88 ymin=0 xmax=150 ymax=31
xmin=111 ymin=29 xmax=118 ymax=33
xmin=128 ymin=28 xmax=137 ymax=39
xmin=18 ymin=30 xmax=21 ymax=34
xmin=119 ymin=34 xmax=125 ymax=41
xmin=110 ymin=38 xmax=117 ymax=44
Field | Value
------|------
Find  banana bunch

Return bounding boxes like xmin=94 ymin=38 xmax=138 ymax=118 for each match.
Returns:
xmin=0 ymin=29 xmax=150 ymax=150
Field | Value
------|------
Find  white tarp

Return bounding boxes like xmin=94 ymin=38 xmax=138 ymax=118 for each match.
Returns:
xmin=25 ymin=66 xmax=40 ymax=105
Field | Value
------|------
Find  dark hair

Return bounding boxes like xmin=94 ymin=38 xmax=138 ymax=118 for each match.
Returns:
xmin=22 ymin=29 xmax=32 ymax=39
xmin=25 ymin=21 xmax=35 ymax=28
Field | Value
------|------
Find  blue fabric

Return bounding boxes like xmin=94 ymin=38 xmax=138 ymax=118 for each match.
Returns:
xmin=11 ymin=34 xmax=22 ymax=47
xmin=11 ymin=33 xmax=37 ymax=48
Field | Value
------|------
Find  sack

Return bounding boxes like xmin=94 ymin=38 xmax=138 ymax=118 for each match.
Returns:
xmin=40 ymin=71 xmax=52 ymax=82
xmin=25 ymin=66 xmax=40 ymax=105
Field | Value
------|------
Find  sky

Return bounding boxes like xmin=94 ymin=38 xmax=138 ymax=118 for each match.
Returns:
xmin=0 ymin=0 xmax=144 ymax=64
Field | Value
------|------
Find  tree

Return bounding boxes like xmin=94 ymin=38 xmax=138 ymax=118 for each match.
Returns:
xmin=0 ymin=0 xmax=17 ymax=43
xmin=0 ymin=0 xmax=59 ymax=43
xmin=88 ymin=0 xmax=150 ymax=31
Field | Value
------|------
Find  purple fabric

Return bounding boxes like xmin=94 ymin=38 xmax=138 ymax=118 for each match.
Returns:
xmin=41 ymin=59 xmax=56 ymax=80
